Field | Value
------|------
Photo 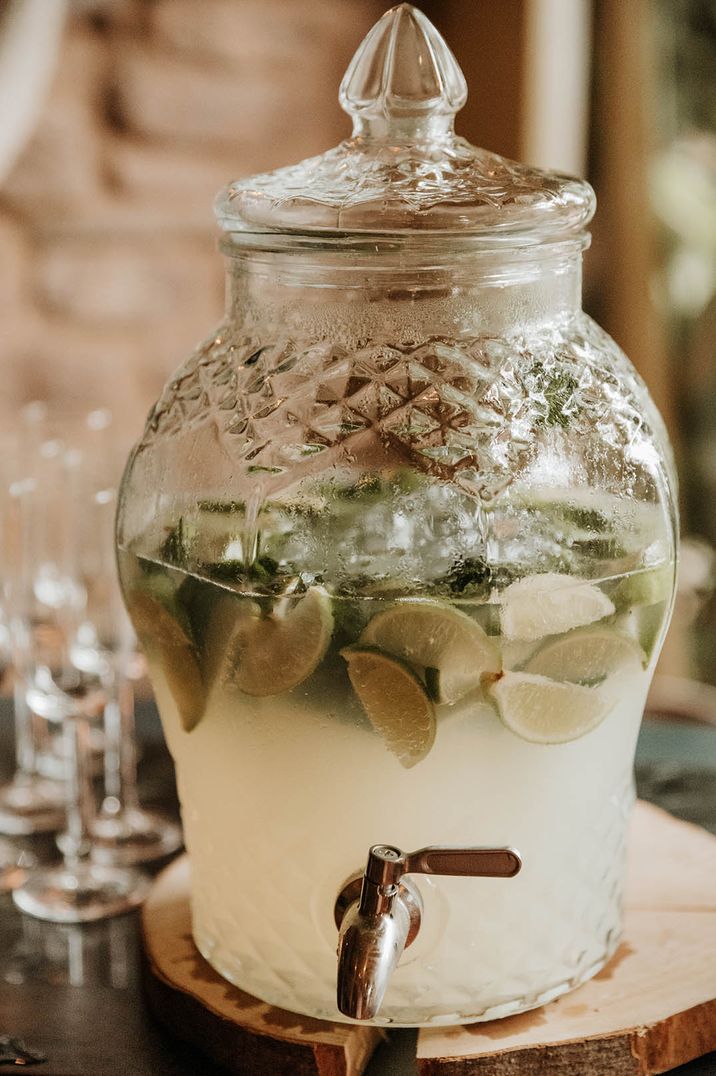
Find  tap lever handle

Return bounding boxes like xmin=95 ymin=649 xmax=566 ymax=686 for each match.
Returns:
xmin=405 ymin=846 xmax=521 ymax=878
xmin=364 ymin=844 xmax=522 ymax=888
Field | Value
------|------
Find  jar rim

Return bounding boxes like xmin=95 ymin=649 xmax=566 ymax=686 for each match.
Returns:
xmin=217 ymin=230 xmax=591 ymax=260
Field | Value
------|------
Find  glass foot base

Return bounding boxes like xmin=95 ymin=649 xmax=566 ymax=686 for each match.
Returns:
xmin=0 ymin=838 xmax=34 ymax=893
xmin=12 ymin=863 xmax=151 ymax=923
xmin=0 ymin=777 xmax=65 ymax=836
xmin=90 ymin=807 xmax=183 ymax=867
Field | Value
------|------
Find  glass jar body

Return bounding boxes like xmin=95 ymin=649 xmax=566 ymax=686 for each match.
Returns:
xmin=117 ymin=242 xmax=677 ymax=1025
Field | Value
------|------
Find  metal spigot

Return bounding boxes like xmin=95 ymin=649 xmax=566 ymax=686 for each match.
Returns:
xmin=335 ymin=843 xmax=521 ymax=1021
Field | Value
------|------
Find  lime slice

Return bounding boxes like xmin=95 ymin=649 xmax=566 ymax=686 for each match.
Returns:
xmin=126 ymin=586 xmax=205 ymax=732
xmin=619 ymin=605 xmax=667 ymax=666
xmin=489 ymin=671 xmax=612 ymax=744
xmin=610 ymin=564 xmax=673 ymax=664
xmin=500 ymin=573 xmax=615 ymax=642
xmin=634 ymin=606 xmax=664 ymax=664
xmin=222 ymin=585 xmax=333 ymax=696
xmin=176 ymin=573 xmax=216 ymax=648
xmin=201 ymin=590 xmax=263 ymax=686
xmin=341 ymin=646 xmax=436 ymax=767
xmin=360 ymin=601 xmax=500 ymax=704
xmin=524 ymin=626 xmax=644 ymax=685
xmin=612 ymin=564 xmax=673 ymax=612
xmin=136 ymin=571 xmax=189 ymax=623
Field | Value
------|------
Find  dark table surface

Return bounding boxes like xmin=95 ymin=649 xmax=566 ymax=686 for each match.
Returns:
xmin=0 ymin=700 xmax=714 ymax=1076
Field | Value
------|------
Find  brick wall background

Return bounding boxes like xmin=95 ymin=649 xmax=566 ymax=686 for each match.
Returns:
xmin=0 ymin=0 xmax=384 ymax=433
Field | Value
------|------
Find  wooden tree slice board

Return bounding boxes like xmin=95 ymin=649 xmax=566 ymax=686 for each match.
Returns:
xmin=141 ymin=858 xmax=384 ymax=1076
xmin=142 ymin=802 xmax=716 ymax=1076
xmin=417 ymin=802 xmax=716 ymax=1074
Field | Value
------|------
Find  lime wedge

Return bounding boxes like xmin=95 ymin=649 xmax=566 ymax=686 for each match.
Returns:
xmin=609 ymin=564 xmax=673 ymax=665
xmin=489 ymin=671 xmax=612 ymax=744
xmin=612 ymin=564 xmax=674 ymax=612
xmin=126 ymin=586 xmax=204 ymax=732
xmin=360 ymin=601 xmax=501 ymax=704
xmin=341 ymin=646 xmax=436 ymax=768
xmin=500 ymin=573 xmax=614 ymax=642
xmin=619 ymin=605 xmax=667 ymax=666
xmin=524 ymin=626 xmax=644 ymax=685
xmin=222 ymin=585 xmax=333 ymax=696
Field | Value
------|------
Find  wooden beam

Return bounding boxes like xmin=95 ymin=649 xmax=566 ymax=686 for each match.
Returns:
xmin=423 ymin=0 xmax=526 ymax=160
xmin=588 ymin=0 xmax=677 ymax=443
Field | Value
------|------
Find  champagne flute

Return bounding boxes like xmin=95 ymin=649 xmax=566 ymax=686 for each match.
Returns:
xmin=71 ymin=486 xmax=182 ymax=865
xmin=0 ymin=417 xmax=65 ymax=836
xmin=9 ymin=444 xmax=150 ymax=922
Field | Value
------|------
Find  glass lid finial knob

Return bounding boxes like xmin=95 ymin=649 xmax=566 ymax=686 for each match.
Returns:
xmin=339 ymin=3 xmax=467 ymax=139
xmin=217 ymin=2 xmax=595 ymax=237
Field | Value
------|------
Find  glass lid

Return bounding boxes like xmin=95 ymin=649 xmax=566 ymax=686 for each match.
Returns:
xmin=215 ymin=3 xmax=595 ymax=245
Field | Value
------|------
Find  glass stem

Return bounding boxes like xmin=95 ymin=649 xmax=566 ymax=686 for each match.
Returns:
xmin=61 ymin=714 xmax=95 ymax=870
xmin=102 ymin=690 xmax=122 ymax=804
xmin=101 ymin=677 xmax=139 ymax=814
xmin=13 ymin=681 xmax=36 ymax=778
xmin=119 ymin=679 xmax=140 ymax=813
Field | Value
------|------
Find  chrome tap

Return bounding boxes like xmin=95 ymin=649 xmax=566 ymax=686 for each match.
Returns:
xmin=335 ymin=843 xmax=521 ymax=1021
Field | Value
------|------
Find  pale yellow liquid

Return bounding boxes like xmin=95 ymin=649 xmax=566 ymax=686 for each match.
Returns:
xmin=122 ymin=553 xmax=667 ymax=1025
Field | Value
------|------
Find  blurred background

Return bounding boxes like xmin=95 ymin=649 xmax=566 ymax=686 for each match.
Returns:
xmin=0 ymin=0 xmax=714 ymax=686
xmin=0 ymin=6 xmax=713 ymax=1069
